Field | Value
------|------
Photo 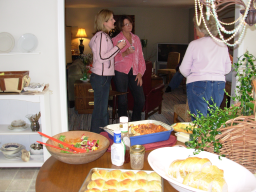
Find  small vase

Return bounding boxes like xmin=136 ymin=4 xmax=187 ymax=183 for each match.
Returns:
xmin=30 ymin=120 xmax=40 ymax=132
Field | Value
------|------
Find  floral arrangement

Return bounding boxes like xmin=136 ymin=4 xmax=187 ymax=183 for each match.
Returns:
xmin=80 ymin=53 xmax=93 ymax=82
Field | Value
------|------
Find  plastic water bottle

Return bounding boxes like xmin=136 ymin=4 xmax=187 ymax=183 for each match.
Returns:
xmin=111 ymin=130 xmax=125 ymax=166
xmin=120 ymin=116 xmax=130 ymax=163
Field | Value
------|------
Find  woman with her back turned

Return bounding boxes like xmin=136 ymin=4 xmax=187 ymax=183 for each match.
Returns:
xmin=179 ymin=14 xmax=231 ymax=121
xmin=89 ymin=9 xmax=126 ymax=133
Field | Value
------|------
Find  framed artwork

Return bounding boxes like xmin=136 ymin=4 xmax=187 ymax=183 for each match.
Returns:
xmin=109 ymin=15 xmax=135 ymax=38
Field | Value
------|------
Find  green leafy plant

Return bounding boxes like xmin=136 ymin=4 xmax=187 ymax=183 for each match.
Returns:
xmin=185 ymin=51 xmax=256 ymax=156
xmin=185 ymin=99 xmax=240 ymax=157
xmin=232 ymin=51 xmax=256 ymax=115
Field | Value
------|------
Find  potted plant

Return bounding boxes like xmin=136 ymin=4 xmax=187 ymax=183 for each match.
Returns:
xmin=80 ymin=53 xmax=93 ymax=82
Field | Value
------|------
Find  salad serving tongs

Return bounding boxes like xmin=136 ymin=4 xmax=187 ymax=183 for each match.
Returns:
xmin=38 ymin=132 xmax=87 ymax=153
xmin=36 ymin=141 xmax=78 ymax=153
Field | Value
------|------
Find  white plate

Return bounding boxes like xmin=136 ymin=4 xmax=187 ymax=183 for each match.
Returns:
xmin=17 ymin=33 xmax=38 ymax=52
xmin=0 ymin=32 xmax=15 ymax=53
xmin=148 ymin=147 xmax=256 ymax=192
xmin=8 ymin=124 xmax=29 ymax=131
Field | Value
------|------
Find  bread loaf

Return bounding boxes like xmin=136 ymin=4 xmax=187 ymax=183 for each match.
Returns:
xmin=168 ymin=157 xmax=227 ymax=192
xmin=168 ymin=157 xmax=211 ymax=179
xmin=134 ymin=189 xmax=147 ymax=192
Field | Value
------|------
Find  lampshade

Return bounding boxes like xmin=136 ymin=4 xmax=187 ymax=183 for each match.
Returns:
xmin=76 ymin=28 xmax=87 ymax=38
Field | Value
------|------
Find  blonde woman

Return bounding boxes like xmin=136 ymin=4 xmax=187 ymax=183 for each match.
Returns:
xmin=89 ymin=9 xmax=126 ymax=133
xmin=180 ymin=14 xmax=231 ymax=120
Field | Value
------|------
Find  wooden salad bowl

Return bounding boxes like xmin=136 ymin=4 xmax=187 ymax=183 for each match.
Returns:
xmin=46 ymin=131 xmax=110 ymax=164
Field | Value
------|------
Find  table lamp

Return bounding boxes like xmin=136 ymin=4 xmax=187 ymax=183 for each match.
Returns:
xmin=76 ymin=28 xmax=87 ymax=55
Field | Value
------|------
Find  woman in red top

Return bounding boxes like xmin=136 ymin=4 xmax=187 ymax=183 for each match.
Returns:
xmin=112 ymin=15 xmax=146 ymax=121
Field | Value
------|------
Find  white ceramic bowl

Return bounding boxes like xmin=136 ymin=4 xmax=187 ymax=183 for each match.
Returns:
xmin=148 ymin=147 xmax=256 ymax=192
xmin=11 ymin=120 xmax=26 ymax=127
xmin=30 ymin=143 xmax=43 ymax=155
xmin=0 ymin=143 xmax=22 ymax=155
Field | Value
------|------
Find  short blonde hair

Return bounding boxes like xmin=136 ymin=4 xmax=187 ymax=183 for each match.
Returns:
xmin=193 ymin=13 xmax=218 ymax=37
xmin=94 ymin=9 xmax=114 ymax=33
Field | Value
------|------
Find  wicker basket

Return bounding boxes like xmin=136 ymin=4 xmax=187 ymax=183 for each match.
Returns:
xmin=205 ymin=115 xmax=256 ymax=173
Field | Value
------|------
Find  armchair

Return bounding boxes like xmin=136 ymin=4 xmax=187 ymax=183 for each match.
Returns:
xmin=118 ymin=61 xmax=165 ymax=119
xmin=157 ymin=52 xmax=180 ymax=84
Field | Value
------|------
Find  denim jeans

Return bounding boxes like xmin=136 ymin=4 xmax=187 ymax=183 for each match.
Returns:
xmin=114 ymin=69 xmax=145 ymax=121
xmin=168 ymin=71 xmax=184 ymax=90
xmin=90 ymin=73 xmax=112 ymax=133
xmin=186 ymin=81 xmax=225 ymax=121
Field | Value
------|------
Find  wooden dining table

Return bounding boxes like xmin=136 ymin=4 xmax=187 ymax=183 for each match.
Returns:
xmin=36 ymin=148 xmax=181 ymax=192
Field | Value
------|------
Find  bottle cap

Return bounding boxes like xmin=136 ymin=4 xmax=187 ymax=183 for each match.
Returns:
xmin=119 ymin=116 xmax=128 ymax=123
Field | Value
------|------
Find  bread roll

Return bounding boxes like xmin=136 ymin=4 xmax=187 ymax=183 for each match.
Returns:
xmin=130 ymin=179 xmax=147 ymax=191
xmin=87 ymin=179 xmax=105 ymax=191
xmin=168 ymin=159 xmax=183 ymax=179
xmin=102 ymin=179 xmax=119 ymax=190
xmin=182 ymin=171 xmax=201 ymax=186
xmin=118 ymin=179 xmax=132 ymax=191
xmin=135 ymin=171 xmax=148 ymax=180
xmin=146 ymin=180 xmax=161 ymax=191
xmin=119 ymin=190 xmax=130 ymax=192
xmin=105 ymin=170 xmax=122 ymax=181
xmin=198 ymin=173 xmax=214 ymax=191
xmin=120 ymin=171 xmax=136 ymax=180
xmin=101 ymin=190 xmax=118 ymax=192
xmin=91 ymin=169 xmax=109 ymax=180
xmin=147 ymin=172 xmax=161 ymax=182
xmin=201 ymin=165 xmax=224 ymax=177
xmin=193 ymin=158 xmax=212 ymax=172
xmin=187 ymin=172 xmax=207 ymax=189
xmin=134 ymin=189 xmax=147 ymax=192
xmin=85 ymin=188 xmax=101 ymax=192
xmin=212 ymin=176 xmax=228 ymax=192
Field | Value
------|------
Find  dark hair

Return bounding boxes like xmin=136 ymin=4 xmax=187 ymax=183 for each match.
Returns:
xmin=116 ymin=15 xmax=133 ymax=31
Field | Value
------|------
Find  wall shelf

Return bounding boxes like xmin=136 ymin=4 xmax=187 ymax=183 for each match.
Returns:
xmin=0 ymin=52 xmax=41 ymax=56
xmin=0 ymin=91 xmax=51 ymax=167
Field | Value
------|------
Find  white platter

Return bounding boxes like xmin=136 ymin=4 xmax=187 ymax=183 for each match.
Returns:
xmin=0 ymin=32 xmax=15 ymax=53
xmin=148 ymin=147 xmax=256 ymax=192
xmin=8 ymin=124 xmax=29 ymax=131
xmin=17 ymin=33 xmax=38 ymax=52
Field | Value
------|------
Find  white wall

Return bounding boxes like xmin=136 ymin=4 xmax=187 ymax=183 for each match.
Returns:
xmin=0 ymin=0 xmax=66 ymax=136
xmin=66 ymin=7 xmax=190 ymax=63
xmin=231 ymin=6 xmax=256 ymax=102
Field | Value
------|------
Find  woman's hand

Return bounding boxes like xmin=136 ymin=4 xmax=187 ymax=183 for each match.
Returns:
xmin=135 ymin=73 xmax=143 ymax=86
xmin=122 ymin=47 xmax=135 ymax=57
xmin=117 ymin=41 xmax=126 ymax=50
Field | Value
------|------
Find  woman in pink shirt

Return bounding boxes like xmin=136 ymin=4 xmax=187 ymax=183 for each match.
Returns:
xmin=89 ymin=9 xmax=126 ymax=133
xmin=112 ymin=15 xmax=146 ymax=121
